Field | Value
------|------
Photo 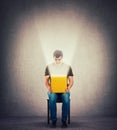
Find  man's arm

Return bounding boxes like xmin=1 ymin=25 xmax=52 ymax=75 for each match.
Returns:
xmin=45 ymin=75 xmax=52 ymax=92
xmin=45 ymin=66 xmax=52 ymax=92
xmin=66 ymin=76 xmax=74 ymax=92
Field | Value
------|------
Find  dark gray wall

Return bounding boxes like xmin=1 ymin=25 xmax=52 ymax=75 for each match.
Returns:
xmin=0 ymin=0 xmax=117 ymax=117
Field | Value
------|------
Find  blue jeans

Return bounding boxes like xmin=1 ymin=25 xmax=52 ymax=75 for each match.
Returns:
xmin=48 ymin=92 xmax=70 ymax=122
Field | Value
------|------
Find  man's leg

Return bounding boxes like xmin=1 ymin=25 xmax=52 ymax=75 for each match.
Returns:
xmin=48 ymin=92 xmax=58 ymax=123
xmin=61 ymin=92 xmax=70 ymax=127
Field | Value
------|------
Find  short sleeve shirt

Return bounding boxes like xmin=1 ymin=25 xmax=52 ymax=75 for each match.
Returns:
xmin=45 ymin=63 xmax=73 ymax=77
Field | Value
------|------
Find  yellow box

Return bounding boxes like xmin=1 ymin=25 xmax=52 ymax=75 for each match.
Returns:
xmin=51 ymin=76 xmax=67 ymax=93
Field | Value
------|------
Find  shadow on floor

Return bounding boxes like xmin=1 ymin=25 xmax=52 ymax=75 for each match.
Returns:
xmin=0 ymin=117 xmax=117 ymax=130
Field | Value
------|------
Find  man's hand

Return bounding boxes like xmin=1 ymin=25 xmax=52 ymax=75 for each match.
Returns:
xmin=48 ymin=86 xmax=52 ymax=93
xmin=65 ymin=87 xmax=70 ymax=93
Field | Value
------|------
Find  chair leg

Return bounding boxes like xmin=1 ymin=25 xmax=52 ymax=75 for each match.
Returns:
xmin=68 ymin=101 xmax=70 ymax=124
xmin=47 ymin=99 xmax=50 ymax=124
xmin=68 ymin=107 xmax=70 ymax=124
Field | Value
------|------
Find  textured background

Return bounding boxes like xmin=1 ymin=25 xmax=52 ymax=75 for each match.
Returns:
xmin=0 ymin=0 xmax=117 ymax=117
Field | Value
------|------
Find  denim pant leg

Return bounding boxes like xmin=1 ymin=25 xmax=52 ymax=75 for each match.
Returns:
xmin=61 ymin=92 xmax=70 ymax=121
xmin=48 ymin=92 xmax=58 ymax=121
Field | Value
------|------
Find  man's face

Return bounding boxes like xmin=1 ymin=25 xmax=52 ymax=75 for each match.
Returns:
xmin=54 ymin=56 xmax=62 ymax=64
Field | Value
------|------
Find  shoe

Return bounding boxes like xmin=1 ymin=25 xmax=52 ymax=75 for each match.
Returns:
xmin=51 ymin=120 xmax=56 ymax=128
xmin=61 ymin=120 xmax=67 ymax=128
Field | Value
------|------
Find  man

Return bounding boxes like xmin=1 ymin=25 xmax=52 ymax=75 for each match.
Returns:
xmin=45 ymin=50 xmax=74 ymax=128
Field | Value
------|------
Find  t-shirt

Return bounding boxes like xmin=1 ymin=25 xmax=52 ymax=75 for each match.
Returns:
xmin=45 ymin=63 xmax=73 ymax=77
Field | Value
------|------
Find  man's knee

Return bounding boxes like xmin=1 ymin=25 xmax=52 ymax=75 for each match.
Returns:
xmin=49 ymin=93 xmax=57 ymax=102
xmin=62 ymin=93 xmax=70 ymax=103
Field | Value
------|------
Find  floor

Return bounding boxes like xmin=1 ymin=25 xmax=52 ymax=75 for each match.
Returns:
xmin=0 ymin=116 xmax=117 ymax=130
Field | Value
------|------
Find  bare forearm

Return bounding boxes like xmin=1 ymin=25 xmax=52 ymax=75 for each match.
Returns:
xmin=45 ymin=82 xmax=50 ymax=89
xmin=68 ymin=82 xmax=73 ymax=89
xmin=66 ymin=76 xmax=74 ymax=92
xmin=45 ymin=76 xmax=51 ymax=91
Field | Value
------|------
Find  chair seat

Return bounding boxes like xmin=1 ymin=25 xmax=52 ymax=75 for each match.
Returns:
xmin=56 ymin=98 xmax=62 ymax=102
